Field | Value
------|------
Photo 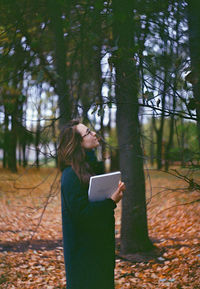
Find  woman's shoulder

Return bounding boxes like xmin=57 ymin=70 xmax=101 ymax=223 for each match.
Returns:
xmin=61 ymin=166 xmax=79 ymax=185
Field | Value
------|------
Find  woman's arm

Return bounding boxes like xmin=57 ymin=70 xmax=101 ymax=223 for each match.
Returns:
xmin=61 ymin=169 xmax=116 ymax=222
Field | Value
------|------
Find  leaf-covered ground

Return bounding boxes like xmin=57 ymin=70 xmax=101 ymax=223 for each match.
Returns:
xmin=0 ymin=167 xmax=199 ymax=288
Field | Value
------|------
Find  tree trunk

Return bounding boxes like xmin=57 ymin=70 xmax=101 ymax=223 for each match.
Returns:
xmin=150 ymin=116 xmax=155 ymax=167
xmin=35 ymin=93 xmax=41 ymax=168
xmin=44 ymin=145 xmax=48 ymax=165
xmin=6 ymin=93 xmax=19 ymax=172
xmin=93 ymin=1 xmax=106 ymax=169
xmin=22 ymin=143 xmax=27 ymax=167
xmin=35 ymin=123 xmax=40 ymax=168
xmin=110 ymin=148 xmax=119 ymax=172
xmin=3 ymin=106 xmax=9 ymax=168
xmin=18 ymin=145 xmax=22 ymax=167
xmin=187 ymin=0 xmax=200 ymax=149
xmin=165 ymin=3 xmax=180 ymax=171
xmin=8 ymin=113 xmax=17 ymax=172
xmin=180 ymin=117 xmax=185 ymax=167
xmin=113 ymin=0 xmax=153 ymax=254
xmin=165 ymin=77 xmax=177 ymax=171
xmin=52 ymin=120 xmax=58 ymax=167
xmin=157 ymin=129 xmax=164 ymax=169
xmin=48 ymin=0 xmax=71 ymax=127
xmin=165 ymin=118 xmax=174 ymax=171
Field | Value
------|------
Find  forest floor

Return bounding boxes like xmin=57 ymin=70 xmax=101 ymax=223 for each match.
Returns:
xmin=0 ymin=166 xmax=199 ymax=289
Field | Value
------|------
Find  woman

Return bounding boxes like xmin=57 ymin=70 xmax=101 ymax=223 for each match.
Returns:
xmin=58 ymin=120 xmax=125 ymax=289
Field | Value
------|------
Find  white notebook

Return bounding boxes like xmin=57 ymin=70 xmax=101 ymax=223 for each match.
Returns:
xmin=88 ymin=171 xmax=121 ymax=201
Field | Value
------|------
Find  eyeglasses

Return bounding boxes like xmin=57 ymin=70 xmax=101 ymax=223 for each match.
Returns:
xmin=82 ymin=128 xmax=92 ymax=138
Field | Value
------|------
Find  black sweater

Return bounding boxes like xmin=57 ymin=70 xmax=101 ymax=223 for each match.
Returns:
xmin=61 ymin=150 xmax=116 ymax=289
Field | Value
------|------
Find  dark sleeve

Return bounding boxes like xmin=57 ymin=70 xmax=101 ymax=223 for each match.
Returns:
xmin=61 ymin=169 xmax=116 ymax=222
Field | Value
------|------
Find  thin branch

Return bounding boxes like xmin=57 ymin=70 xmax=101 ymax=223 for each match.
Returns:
xmin=155 ymin=198 xmax=200 ymax=217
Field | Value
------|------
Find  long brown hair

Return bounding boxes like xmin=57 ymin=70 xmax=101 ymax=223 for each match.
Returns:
xmin=58 ymin=120 xmax=92 ymax=184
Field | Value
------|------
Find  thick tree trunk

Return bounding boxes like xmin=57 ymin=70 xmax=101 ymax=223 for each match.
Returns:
xmin=48 ymin=0 xmax=71 ymax=127
xmin=187 ymin=0 xmax=200 ymax=148
xmin=113 ymin=0 xmax=153 ymax=254
xmin=98 ymin=66 xmax=106 ymax=170
xmin=93 ymin=1 xmax=106 ymax=169
xmin=116 ymin=77 xmax=152 ymax=253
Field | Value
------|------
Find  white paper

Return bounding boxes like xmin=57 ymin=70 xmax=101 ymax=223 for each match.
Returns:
xmin=88 ymin=171 xmax=121 ymax=201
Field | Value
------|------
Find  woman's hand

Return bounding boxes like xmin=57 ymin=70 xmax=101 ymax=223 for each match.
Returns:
xmin=110 ymin=181 xmax=126 ymax=204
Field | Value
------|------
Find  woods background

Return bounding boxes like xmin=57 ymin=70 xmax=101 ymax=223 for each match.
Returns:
xmin=0 ymin=0 xmax=200 ymax=288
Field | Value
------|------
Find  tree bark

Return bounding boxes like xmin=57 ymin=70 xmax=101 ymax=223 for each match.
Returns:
xmin=165 ymin=2 xmax=181 ymax=171
xmin=35 ymin=102 xmax=41 ymax=169
xmin=164 ymin=113 xmax=175 ymax=171
xmin=152 ymin=71 xmax=167 ymax=170
xmin=113 ymin=0 xmax=153 ymax=254
xmin=18 ymin=146 xmax=21 ymax=167
xmin=180 ymin=117 xmax=185 ymax=167
xmin=8 ymin=110 xmax=17 ymax=172
xmin=187 ymin=0 xmax=200 ymax=149
xmin=22 ymin=143 xmax=27 ymax=167
xmin=48 ymin=0 xmax=71 ymax=127
xmin=150 ymin=116 xmax=155 ymax=167
xmin=3 ymin=106 xmax=9 ymax=168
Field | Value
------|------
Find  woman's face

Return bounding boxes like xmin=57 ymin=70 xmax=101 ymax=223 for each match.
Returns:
xmin=76 ymin=123 xmax=100 ymax=149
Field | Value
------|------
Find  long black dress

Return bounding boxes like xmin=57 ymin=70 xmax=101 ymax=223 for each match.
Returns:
xmin=61 ymin=150 xmax=117 ymax=289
